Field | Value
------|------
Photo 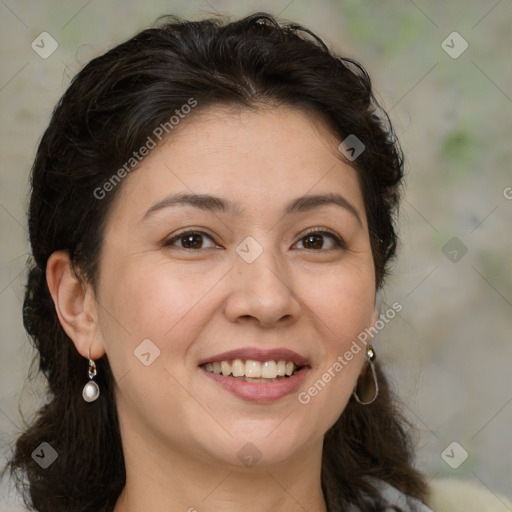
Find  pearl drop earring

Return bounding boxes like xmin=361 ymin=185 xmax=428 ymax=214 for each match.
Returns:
xmin=82 ymin=350 xmax=100 ymax=403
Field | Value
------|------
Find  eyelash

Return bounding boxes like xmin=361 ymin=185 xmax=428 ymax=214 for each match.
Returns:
xmin=163 ymin=230 xmax=219 ymax=250
xmin=163 ymin=228 xmax=346 ymax=251
xmin=295 ymin=227 xmax=346 ymax=250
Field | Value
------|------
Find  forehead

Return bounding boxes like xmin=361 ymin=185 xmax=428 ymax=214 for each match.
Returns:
xmin=108 ymin=104 xmax=366 ymax=223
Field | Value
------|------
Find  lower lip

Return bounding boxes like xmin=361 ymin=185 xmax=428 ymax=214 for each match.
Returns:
xmin=200 ymin=367 xmax=309 ymax=403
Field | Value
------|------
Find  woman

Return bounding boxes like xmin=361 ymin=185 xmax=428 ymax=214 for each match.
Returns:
xmin=7 ymin=12 xmax=505 ymax=512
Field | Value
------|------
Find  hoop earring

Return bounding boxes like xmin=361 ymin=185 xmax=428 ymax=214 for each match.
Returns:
xmin=82 ymin=350 xmax=100 ymax=403
xmin=353 ymin=345 xmax=379 ymax=405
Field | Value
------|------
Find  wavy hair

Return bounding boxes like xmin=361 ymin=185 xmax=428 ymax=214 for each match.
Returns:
xmin=7 ymin=13 xmax=427 ymax=512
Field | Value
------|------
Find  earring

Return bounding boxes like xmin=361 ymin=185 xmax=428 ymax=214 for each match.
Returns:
xmin=353 ymin=345 xmax=379 ymax=405
xmin=82 ymin=350 xmax=100 ymax=403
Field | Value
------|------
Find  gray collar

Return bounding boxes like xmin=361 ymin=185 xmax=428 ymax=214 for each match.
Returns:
xmin=346 ymin=479 xmax=435 ymax=512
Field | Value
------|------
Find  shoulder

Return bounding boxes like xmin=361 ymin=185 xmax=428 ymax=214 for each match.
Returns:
xmin=426 ymin=478 xmax=512 ymax=512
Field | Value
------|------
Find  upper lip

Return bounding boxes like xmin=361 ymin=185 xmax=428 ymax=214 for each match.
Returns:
xmin=198 ymin=347 xmax=310 ymax=367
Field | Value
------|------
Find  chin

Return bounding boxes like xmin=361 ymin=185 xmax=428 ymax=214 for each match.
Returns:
xmin=191 ymin=423 xmax=318 ymax=471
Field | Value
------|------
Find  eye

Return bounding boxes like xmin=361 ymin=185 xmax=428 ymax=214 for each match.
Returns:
xmin=164 ymin=230 xmax=218 ymax=250
xmin=293 ymin=229 xmax=345 ymax=250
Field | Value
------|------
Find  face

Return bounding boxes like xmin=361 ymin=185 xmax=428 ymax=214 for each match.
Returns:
xmin=92 ymin=105 xmax=377 ymax=470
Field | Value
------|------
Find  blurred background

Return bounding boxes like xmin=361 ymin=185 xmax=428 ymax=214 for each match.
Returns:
xmin=1 ymin=0 xmax=511 ymax=509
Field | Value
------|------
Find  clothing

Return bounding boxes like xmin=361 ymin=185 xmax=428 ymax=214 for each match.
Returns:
xmin=349 ymin=477 xmax=512 ymax=512
xmin=376 ymin=480 xmax=434 ymax=511
xmin=345 ymin=479 xmax=435 ymax=512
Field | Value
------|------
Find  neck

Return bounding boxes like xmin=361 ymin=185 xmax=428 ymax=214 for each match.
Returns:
xmin=113 ymin=432 xmax=328 ymax=512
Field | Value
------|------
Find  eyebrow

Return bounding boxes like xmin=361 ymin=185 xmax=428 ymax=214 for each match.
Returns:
xmin=142 ymin=193 xmax=242 ymax=220
xmin=285 ymin=193 xmax=362 ymax=226
xmin=142 ymin=192 xmax=362 ymax=226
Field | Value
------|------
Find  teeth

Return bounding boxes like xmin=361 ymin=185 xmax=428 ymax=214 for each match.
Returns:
xmin=232 ymin=359 xmax=245 ymax=377
xmin=261 ymin=360 xmax=277 ymax=379
xmin=203 ymin=359 xmax=299 ymax=379
xmin=245 ymin=360 xmax=262 ymax=378
xmin=220 ymin=361 xmax=231 ymax=376
xmin=241 ymin=376 xmax=281 ymax=383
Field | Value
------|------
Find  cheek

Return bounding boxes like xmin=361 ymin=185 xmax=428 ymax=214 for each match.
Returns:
xmin=95 ymin=257 xmax=229 ymax=370
xmin=94 ymin=259 xmax=226 ymax=437
xmin=293 ymin=263 xmax=374 ymax=426
xmin=297 ymin=258 xmax=376 ymax=346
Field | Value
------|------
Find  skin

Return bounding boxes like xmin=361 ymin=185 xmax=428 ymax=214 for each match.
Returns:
xmin=47 ymin=105 xmax=379 ymax=512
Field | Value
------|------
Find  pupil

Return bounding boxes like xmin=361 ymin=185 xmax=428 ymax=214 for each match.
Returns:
xmin=305 ymin=234 xmax=323 ymax=249
xmin=182 ymin=233 xmax=202 ymax=248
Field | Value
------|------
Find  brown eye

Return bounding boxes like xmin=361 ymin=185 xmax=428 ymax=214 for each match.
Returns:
xmin=181 ymin=233 xmax=204 ymax=249
xmin=303 ymin=233 xmax=325 ymax=249
xmin=165 ymin=231 xmax=217 ymax=249
xmin=294 ymin=230 xmax=344 ymax=251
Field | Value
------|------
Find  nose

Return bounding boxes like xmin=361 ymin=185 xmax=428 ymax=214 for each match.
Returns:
xmin=223 ymin=246 xmax=301 ymax=328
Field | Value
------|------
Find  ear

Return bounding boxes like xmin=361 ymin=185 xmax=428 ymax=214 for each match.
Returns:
xmin=46 ymin=250 xmax=105 ymax=360
xmin=369 ymin=307 xmax=379 ymax=329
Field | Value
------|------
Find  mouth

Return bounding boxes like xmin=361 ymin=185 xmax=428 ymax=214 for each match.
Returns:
xmin=200 ymin=358 xmax=302 ymax=382
xmin=198 ymin=348 xmax=310 ymax=402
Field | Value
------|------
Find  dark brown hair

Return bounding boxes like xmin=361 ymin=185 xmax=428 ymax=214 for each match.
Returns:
xmin=7 ymin=12 xmax=427 ymax=512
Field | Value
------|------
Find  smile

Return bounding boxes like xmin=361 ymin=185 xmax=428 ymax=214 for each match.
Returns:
xmin=198 ymin=348 xmax=310 ymax=402
xmin=202 ymin=359 xmax=300 ymax=382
